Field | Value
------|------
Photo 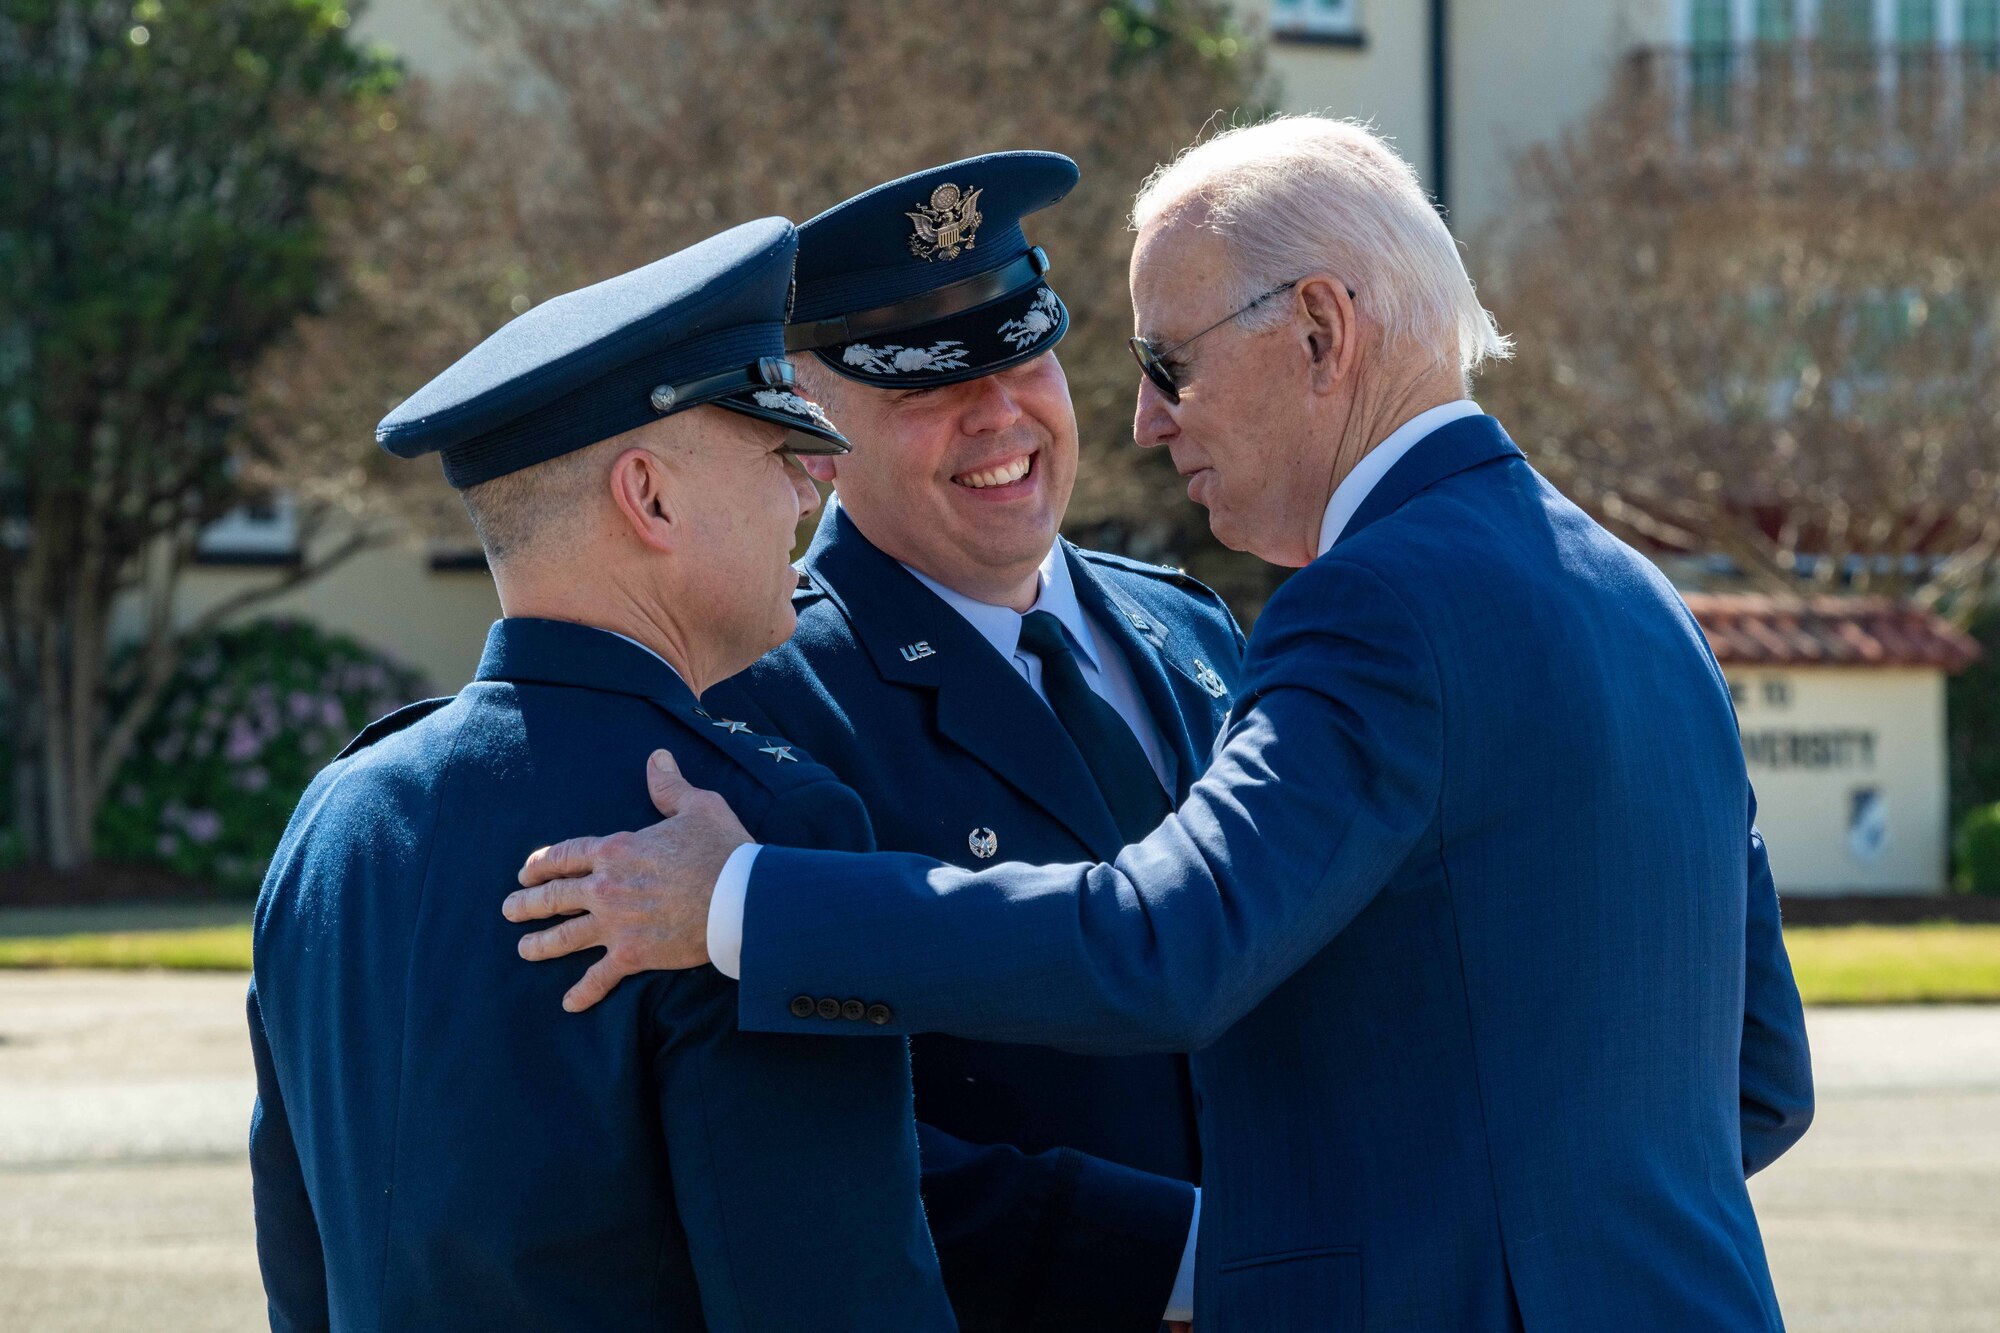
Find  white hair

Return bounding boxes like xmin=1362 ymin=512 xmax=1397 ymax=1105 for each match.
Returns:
xmin=1131 ymin=115 xmax=1511 ymax=378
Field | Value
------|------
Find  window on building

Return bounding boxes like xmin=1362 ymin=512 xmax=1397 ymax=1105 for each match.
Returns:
xmin=1757 ymin=0 xmax=1798 ymax=42
xmin=1691 ymin=0 xmax=1737 ymax=124
xmin=195 ymin=494 xmax=301 ymax=566
xmin=1821 ymin=0 xmax=1877 ymax=46
xmin=1268 ymin=0 xmax=1362 ymax=42
xmin=1897 ymin=0 xmax=1937 ymax=43
xmin=1968 ymin=0 xmax=2000 ymax=70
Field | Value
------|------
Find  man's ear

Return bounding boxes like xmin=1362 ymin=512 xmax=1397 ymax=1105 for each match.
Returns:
xmin=1298 ymin=274 xmax=1358 ymax=395
xmin=608 ymin=445 xmax=678 ymax=553
xmin=800 ymin=454 xmax=839 ymax=485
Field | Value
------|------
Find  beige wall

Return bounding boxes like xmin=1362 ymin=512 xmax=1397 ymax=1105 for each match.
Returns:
xmin=171 ymin=548 xmax=501 ymax=694
xmin=1725 ymin=666 xmax=1950 ymax=896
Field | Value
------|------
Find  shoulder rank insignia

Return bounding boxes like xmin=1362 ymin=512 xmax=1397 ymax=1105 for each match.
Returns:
xmin=1191 ymin=658 xmax=1227 ymax=699
xmin=758 ymin=743 xmax=798 ymax=763
xmin=710 ymin=717 xmax=751 ymax=734
xmin=908 ymin=183 xmax=982 ymax=262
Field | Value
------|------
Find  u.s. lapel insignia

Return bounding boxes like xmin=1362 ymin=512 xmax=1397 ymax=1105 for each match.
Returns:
xmin=968 ymin=827 xmax=998 ymax=859
xmin=900 ymin=640 xmax=937 ymax=663
xmin=710 ymin=717 xmax=751 ymax=734
xmin=759 ymin=743 xmax=798 ymax=763
xmin=907 ymin=183 xmax=982 ymax=262
xmin=1192 ymin=658 xmax=1227 ymax=698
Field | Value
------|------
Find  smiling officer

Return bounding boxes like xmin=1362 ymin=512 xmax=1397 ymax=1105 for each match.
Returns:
xmin=701 ymin=153 xmax=1245 ymax=1333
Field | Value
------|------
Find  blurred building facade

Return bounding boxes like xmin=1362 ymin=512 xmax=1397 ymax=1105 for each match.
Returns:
xmin=164 ymin=0 xmax=1987 ymax=889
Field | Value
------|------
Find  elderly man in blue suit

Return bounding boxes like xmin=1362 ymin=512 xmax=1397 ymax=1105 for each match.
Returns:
xmin=702 ymin=153 xmax=1241 ymax=1332
xmin=247 ymin=219 xmax=954 ymax=1330
xmin=510 ymin=118 xmax=1815 ymax=1331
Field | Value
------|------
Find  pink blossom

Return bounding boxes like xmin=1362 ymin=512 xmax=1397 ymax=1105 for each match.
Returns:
xmin=183 ymin=810 xmax=223 ymax=845
xmin=224 ymin=718 xmax=263 ymax=762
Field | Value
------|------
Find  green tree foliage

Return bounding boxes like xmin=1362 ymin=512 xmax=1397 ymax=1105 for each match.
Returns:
xmin=1949 ymin=606 xmax=2000 ymax=828
xmin=1957 ymin=802 xmax=2000 ymax=895
xmin=0 ymin=1 xmax=397 ymax=869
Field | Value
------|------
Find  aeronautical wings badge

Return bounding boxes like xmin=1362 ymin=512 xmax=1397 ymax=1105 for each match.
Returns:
xmin=908 ymin=183 xmax=983 ymax=261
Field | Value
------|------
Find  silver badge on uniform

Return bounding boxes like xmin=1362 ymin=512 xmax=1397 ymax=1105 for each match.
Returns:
xmin=968 ymin=827 xmax=997 ymax=859
xmin=900 ymin=641 xmax=937 ymax=662
xmin=1192 ymin=658 xmax=1227 ymax=698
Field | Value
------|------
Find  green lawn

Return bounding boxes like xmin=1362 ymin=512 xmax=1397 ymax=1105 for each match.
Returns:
xmin=0 ymin=903 xmax=252 ymax=972
xmin=1 ymin=908 xmax=1997 ymax=1003
xmin=1783 ymin=923 xmax=2000 ymax=1005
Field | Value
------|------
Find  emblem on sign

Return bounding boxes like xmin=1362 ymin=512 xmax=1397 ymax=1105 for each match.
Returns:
xmin=900 ymin=641 xmax=937 ymax=662
xmin=907 ymin=183 xmax=983 ymax=261
xmin=1192 ymin=658 xmax=1227 ymax=698
xmin=968 ymin=827 xmax=998 ymax=859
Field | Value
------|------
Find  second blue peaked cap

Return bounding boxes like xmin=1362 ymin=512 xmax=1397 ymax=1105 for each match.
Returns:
xmin=788 ymin=151 xmax=1078 ymax=388
xmin=377 ymin=217 xmax=848 ymax=490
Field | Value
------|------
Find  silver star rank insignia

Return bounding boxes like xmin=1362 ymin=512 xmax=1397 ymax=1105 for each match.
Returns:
xmin=758 ymin=744 xmax=797 ymax=763
xmin=710 ymin=718 xmax=751 ymax=734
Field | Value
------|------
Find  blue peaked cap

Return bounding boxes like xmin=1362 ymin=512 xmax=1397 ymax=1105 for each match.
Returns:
xmin=787 ymin=151 xmax=1078 ymax=388
xmin=377 ymin=217 xmax=848 ymax=489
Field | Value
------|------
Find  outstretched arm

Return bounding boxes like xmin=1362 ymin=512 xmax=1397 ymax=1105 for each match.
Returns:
xmin=508 ymin=557 xmax=1443 ymax=1055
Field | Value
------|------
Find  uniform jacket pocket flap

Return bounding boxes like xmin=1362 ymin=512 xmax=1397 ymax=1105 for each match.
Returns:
xmin=1214 ymin=1244 xmax=1361 ymax=1328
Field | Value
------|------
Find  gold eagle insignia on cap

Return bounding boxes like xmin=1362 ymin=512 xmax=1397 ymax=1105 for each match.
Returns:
xmin=907 ymin=183 xmax=983 ymax=262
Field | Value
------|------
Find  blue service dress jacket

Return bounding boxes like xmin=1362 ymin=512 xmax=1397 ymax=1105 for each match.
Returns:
xmin=706 ymin=502 xmax=1245 ymax=1332
xmin=728 ymin=417 xmax=1816 ymax=1332
xmin=247 ymin=618 xmax=954 ymax=1332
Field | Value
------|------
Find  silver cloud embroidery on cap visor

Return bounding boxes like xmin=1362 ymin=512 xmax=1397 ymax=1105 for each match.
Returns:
xmin=997 ymin=287 xmax=1061 ymax=350
xmin=840 ymin=340 xmax=971 ymax=375
xmin=751 ymin=388 xmax=835 ymax=431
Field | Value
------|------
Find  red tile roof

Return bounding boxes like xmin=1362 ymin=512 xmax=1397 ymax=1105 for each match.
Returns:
xmin=1683 ymin=595 xmax=1984 ymax=672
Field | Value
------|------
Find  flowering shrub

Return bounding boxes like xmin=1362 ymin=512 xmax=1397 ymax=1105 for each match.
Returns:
xmin=97 ymin=620 xmax=433 ymax=894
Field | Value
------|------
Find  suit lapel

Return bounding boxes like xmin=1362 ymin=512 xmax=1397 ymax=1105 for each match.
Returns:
xmin=1339 ymin=414 xmax=1527 ymax=547
xmin=1062 ymin=545 xmax=1221 ymax=802
xmin=802 ymin=506 xmax=1126 ymax=859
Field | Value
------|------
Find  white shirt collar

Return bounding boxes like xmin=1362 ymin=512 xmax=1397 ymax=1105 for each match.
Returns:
xmin=606 ymin=629 xmax=687 ymax=685
xmin=1317 ymin=399 xmax=1482 ymax=557
xmin=902 ymin=542 xmax=1100 ymax=670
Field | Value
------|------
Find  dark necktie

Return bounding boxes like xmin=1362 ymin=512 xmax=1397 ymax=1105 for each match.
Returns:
xmin=1017 ymin=610 xmax=1172 ymax=843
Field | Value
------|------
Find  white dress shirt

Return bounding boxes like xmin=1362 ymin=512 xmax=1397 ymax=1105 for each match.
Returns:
xmin=1316 ymin=399 xmax=1481 ymax=556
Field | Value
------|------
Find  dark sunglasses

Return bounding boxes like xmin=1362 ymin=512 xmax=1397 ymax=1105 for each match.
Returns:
xmin=1128 ymin=278 xmax=1355 ymax=404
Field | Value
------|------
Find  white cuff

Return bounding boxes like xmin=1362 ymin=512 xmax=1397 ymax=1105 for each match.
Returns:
xmin=1165 ymin=1186 xmax=1199 ymax=1321
xmin=706 ymin=842 xmax=761 ymax=981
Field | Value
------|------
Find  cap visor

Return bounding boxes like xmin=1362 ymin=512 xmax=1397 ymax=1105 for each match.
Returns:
xmin=817 ymin=283 xmax=1068 ymax=390
xmin=716 ymin=387 xmax=850 ymax=454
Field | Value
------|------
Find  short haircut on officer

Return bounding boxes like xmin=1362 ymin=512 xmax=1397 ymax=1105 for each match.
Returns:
xmin=460 ymin=435 xmax=623 ymax=565
xmin=1131 ymin=114 xmax=1511 ymax=380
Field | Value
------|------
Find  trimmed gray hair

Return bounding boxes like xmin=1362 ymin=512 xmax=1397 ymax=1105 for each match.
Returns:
xmin=1132 ymin=115 xmax=1511 ymax=378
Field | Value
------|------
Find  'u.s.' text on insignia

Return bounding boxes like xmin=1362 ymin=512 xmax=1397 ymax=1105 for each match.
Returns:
xmin=1192 ymin=659 xmax=1227 ymax=698
xmin=710 ymin=717 xmax=751 ymax=734
xmin=907 ymin=183 xmax=983 ymax=262
xmin=968 ymin=827 xmax=998 ymax=859
xmin=759 ymin=743 xmax=798 ymax=763
xmin=900 ymin=641 xmax=937 ymax=662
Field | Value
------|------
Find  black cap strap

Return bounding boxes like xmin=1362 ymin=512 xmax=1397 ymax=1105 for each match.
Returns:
xmin=786 ymin=247 xmax=1050 ymax=352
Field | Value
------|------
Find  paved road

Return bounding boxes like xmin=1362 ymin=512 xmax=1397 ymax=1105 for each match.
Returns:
xmin=1 ymin=971 xmax=1996 ymax=1332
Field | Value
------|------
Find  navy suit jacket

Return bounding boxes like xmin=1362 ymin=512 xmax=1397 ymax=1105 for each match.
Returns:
xmin=731 ymin=418 xmax=1815 ymax=1331
xmin=707 ymin=503 xmax=1244 ymax=1331
xmin=248 ymin=618 xmax=954 ymax=1332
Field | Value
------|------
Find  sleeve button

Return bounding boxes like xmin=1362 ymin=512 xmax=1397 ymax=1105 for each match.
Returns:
xmin=865 ymin=1003 xmax=892 ymax=1026
xmin=840 ymin=999 xmax=866 ymax=1022
xmin=789 ymin=995 xmax=816 ymax=1019
xmin=815 ymin=997 xmax=842 ymax=1021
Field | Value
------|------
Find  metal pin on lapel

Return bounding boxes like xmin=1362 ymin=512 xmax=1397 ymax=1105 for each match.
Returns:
xmin=968 ymin=827 xmax=997 ymax=859
xmin=900 ymin=641 xmax=937 ymax=662
xmin=1192 ymin=659 xmax=1227 ymax=698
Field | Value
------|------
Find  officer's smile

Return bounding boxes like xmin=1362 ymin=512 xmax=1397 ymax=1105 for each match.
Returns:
xmin=951 ymin=448 xmax=1038 ymax=494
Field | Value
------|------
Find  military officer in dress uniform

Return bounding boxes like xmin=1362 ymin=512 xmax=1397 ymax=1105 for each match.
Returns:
xmin=245 ymin=218 xmax=955 ymax=1331
xmin=699 ymin=154 xmax=1246 ymax=1332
